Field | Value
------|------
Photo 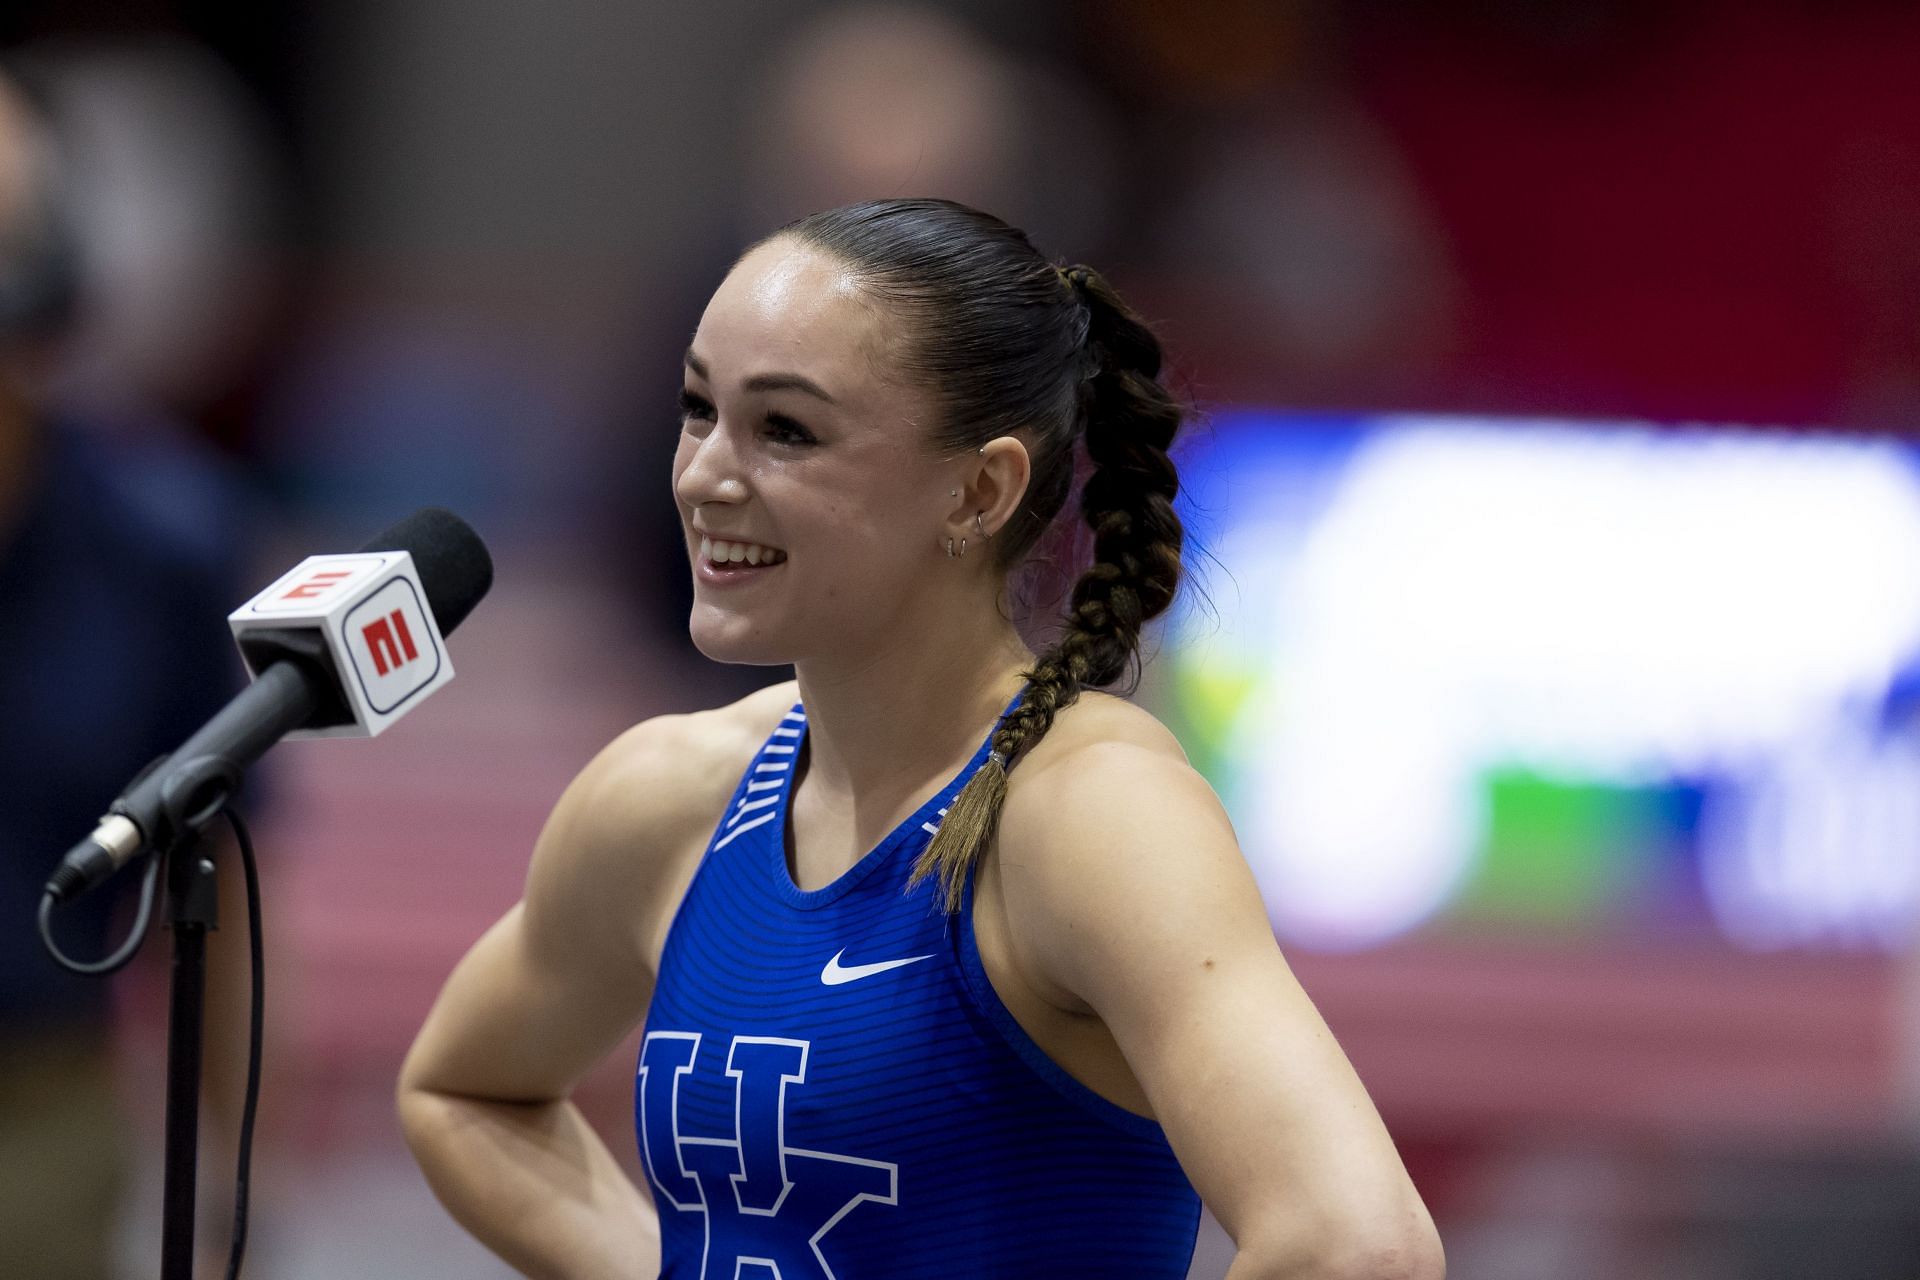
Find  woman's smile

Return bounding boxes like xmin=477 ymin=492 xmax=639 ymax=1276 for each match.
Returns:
xmin=696 ymin=533 xmax=790 ymax=586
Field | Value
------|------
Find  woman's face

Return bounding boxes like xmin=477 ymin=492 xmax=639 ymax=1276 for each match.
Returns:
xmin=673 ymin=236 xmax=955 ymax=667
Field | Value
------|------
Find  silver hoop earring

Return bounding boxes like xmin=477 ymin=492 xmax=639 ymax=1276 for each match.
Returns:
xmin=959 ymin=537 xmax=969 ymax=557
xmin=945 ymin=536 xmax=956 ymax=558
xmin=975 ymin=511 xmax=990 ymax=540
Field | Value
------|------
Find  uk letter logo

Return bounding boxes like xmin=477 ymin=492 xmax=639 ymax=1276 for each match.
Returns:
xmin=637 ymin=1032 xmax=897 ymax=1279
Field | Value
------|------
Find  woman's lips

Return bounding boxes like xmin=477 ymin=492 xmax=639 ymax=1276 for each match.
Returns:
xmin=696 ymin=554 xmax=786 ymax=585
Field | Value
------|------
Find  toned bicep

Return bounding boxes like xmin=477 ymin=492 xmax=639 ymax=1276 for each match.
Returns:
xmin=1115 ymin=911 xmax=1419 ymax=1262
xmin=398 ymin=899 xmax=656 ymax=1104
xmin=1004 ymin=745 xmax=1430 ymax=1265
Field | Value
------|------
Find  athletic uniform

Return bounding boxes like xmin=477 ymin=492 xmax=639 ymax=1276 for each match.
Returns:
xmin=637 ymin=688 xmax=1202 ymax=1278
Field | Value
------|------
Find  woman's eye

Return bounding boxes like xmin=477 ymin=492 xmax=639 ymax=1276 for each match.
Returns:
xmin=764 ymin=414 xmax=816 ymax=446
xmin=678 ymin=391 xmax=814 ymax=447
xmin=678 ymin=390 xmax=714 ymax=424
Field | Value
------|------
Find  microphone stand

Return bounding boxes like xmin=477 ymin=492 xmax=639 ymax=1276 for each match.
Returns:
xmin=160 ymin=833 xmax=220 ymax=1280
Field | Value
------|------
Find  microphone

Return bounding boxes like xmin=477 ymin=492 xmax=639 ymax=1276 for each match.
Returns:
xmin=44 ymin=507 xmax=493 ymax=904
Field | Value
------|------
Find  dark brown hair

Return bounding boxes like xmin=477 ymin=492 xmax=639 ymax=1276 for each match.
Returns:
xmin=770 ymin=198 xmax=1186 ymax=911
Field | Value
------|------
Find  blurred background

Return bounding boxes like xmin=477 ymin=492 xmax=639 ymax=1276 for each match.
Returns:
xmin=3 ymin=0 xmax=1919 ymax=1276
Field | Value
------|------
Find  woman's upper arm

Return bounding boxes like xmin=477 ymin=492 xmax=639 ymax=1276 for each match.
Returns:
xmin=399 ymin=712 xmax=712 ymax=1105
xmin=998 ymin=741 xmax=1443 ymax=1277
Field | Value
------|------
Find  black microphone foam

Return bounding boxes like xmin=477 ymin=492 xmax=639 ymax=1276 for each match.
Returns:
xmin=356 ymin=507 xmax=494 ymax=635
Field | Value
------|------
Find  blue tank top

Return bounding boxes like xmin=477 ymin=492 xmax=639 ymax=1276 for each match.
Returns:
xmin=636 ymin=688 xmax=1202 ymax=1278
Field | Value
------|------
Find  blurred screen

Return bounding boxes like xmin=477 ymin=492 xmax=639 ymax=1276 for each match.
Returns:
xmin=1146 ymin=413 xmax=1920 ymax=956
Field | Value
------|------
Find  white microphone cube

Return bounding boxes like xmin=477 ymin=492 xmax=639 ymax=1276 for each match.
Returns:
xmin=227 ymin=550 xmax=455 ymax=739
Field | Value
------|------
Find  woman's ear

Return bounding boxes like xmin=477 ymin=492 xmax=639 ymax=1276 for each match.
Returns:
xmin=959 ymin=436 xmax=1031 ymax=541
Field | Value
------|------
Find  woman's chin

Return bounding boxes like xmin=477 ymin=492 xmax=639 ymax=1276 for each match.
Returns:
xmin=687 ymin=618 xmax=790 ymax=667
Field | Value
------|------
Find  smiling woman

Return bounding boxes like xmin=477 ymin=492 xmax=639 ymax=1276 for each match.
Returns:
xmin=397 ymin=198 xmax=1446 ymax=1280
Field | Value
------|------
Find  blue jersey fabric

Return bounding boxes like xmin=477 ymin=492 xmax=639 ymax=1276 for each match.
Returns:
xmin=637 ymin=687 xmax=1202 ymax=1278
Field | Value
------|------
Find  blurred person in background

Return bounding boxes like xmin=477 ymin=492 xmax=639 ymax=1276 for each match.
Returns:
xmin=734 ymin=2 xmax=1119 ymax=251
xmin=398 ymin=197 xmax=1444 ymax=1279
xmin=0 ymin=54 xmax=278 ymax=1277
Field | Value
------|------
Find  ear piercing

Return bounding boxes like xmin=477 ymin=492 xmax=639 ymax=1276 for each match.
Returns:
xmin=946 ymin=444 xmax=993 ymax=557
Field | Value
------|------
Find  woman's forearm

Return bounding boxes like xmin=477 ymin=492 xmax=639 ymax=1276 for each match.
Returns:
xmin=398 ymin=1087 xmax=659 ymax=1280
xmin=1226 ymin=1239 xmax=1447 ymax=1280
xmin=1224 ymin=1211 xmax=1446 ymax=1280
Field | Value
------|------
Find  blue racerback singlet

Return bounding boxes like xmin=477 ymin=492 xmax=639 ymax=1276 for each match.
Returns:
xmin=635 ymin=687 xmax=1202 ymax=1278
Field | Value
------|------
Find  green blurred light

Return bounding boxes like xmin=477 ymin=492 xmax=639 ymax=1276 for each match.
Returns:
xmin=1456 ymin=768 xmax=1667 ymax=932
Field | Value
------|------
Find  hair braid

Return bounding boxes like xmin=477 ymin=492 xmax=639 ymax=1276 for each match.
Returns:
xmin=909 ymin=263 xmax=1187 ymax=912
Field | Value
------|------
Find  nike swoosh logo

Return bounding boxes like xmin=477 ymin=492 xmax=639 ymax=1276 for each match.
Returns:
xmin=821 ymin=948 xmax=933 ymax=986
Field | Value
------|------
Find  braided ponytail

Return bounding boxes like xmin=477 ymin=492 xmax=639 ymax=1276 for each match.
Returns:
xmin=769 ymin=199 xmax=1189 ymax=913
xmin=908 ymin=264 xmax=1187 ymax=912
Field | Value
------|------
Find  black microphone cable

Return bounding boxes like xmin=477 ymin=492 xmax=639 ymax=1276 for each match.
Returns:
xmin=219 ymin=805 xmax=264 ymax=1280
xmin=36 ymin=803 xmax=267 ymax=1280
xmin=36 ymin=845 xmax=161 ymax=975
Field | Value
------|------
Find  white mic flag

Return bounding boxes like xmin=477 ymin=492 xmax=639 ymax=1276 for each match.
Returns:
xmin=228 ymin=549 xmax=454 ymax=739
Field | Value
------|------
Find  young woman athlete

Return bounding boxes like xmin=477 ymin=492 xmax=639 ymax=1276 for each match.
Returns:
xmin=397 ymin=198 xmax=1445 ymax=1280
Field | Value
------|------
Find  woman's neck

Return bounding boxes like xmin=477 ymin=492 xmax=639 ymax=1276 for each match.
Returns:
xmin=790 ymin=587 xmax=1035 ymax=811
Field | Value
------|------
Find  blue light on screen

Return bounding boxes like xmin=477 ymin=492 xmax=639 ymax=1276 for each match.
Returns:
xmin=1145 ymin=412 xmax=1920 ymax=954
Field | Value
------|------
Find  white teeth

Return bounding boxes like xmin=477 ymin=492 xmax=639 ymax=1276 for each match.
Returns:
xmin=698 ymin=535 xmax=787 ymax=566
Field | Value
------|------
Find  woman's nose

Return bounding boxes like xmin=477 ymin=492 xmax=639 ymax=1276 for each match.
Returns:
xmin=674 ymin=423 xmax=750 ymax=507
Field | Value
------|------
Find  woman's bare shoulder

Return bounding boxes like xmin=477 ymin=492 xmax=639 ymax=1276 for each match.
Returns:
xmin=534 ymin=679 xmax=802 ymax=881
xmin=599 ymin=679 xmax=794 ymax=809
xmin=995 ymin=689 xmax=1210 ymax=874
xmin=718 ymin=677 xmax=804 ymax=741
xmin=987 ymin=689 xmax=1217 ymax=1010
xmin=1012 ymin=688 xmax=1190 ymax=782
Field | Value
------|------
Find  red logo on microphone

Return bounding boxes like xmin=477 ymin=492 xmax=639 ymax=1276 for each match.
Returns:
xmin=281 ymin=569 xmax=355 ymax=601
xmin=361 ymin=610 xmax=421 ymax=675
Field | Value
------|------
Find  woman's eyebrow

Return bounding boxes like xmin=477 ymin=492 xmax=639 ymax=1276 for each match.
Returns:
xmin=684 ymin=349 xmax=838 ymax=405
